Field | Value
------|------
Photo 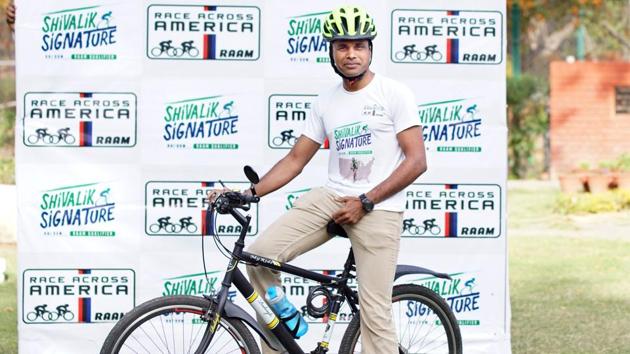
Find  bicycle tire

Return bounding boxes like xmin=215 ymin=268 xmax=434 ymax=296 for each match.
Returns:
xmin=26 ymin=311 xmax=38 ymax=322
xmin=63 ymin=311 xmax=75 ymax=321
xmin=430 ymin=225 xmax=442 ymax=236
xmin=272 ymin=137 xmax=284 ymax=147
xmin=188 ymin=47 xmax=200 ymax=57
xmin=26 ymin=135 xmax=39 ymax=144
xmin=148 ymin=223 xmax=162 ymax=233
xmin=150 ymin=47 xmax=163 ymax=57
xmin=186 ymin=224 xmax=198 ymax=233
xmin=338 ymin=284 xmax=462 ymax=354
xmin=288 ymin=137 xmax=298 ymax=146
xmin=432 ymin=52 xmax=443 ymax=62
xmin=64 ymin=135 xmax=76 ymax=145
xmin=100 ymin=295 xmax=261 ymax=354
xmin=394 ymin=51 xmax=407 ymax=61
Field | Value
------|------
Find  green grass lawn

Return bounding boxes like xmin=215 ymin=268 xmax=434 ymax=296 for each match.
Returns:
xmin=0 ymin=185 xmax=629 ymax=353
xmin=0 ymin=243 xmax=17 ymax=354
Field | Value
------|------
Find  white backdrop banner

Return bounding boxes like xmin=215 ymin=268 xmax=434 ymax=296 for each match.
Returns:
xmin=16 ymin=0 xmax=509 ymax=353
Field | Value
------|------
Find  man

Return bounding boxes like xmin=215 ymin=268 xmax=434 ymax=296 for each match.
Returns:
xmin=211 ymin=5 xmax=426 ymax=353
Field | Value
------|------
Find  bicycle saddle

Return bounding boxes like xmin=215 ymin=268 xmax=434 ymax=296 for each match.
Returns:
xmin=326 ymin=221 xmax=348 ymax=238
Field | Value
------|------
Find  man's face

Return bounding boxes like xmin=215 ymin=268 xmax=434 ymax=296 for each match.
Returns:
xmin=331 ymin=39 xmax=371 ymax=77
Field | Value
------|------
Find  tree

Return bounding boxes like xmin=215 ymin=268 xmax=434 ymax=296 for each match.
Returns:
xmin=508 ymin=0 xmax=630 ymax=77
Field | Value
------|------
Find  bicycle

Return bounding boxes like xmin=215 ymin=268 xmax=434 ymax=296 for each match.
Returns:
xmin=272 ymin=130 xmax=299 ymax=147
xmin=403 ymin=217 xmax=442 ymax=236
xmin=101 ymin=166 xmax=462 ymax=354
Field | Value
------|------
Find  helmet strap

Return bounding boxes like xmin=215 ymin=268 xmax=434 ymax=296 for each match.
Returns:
xmin=329 ymin=40 xmax=373 ymax=83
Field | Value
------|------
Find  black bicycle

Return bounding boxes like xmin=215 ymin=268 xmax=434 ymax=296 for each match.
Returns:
xmin=101 ymin=166 xmax=462 ymax=354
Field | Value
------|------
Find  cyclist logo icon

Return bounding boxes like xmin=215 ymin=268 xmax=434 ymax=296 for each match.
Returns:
xmin=27 ymin=127 xmax=76 ymax=145
xmin=97 ymin=11 xmax=113 ymax=29
xmin=95 ymin=188 xmax=111 ymax=206
xmin=462 ymin=104 xmax=479 ymax=122
xmin=402 ymin=217 xmax=442 ymax=236
xmin=149 ymin=216 xmax=198 ymax=234
xmin=219 ymin=101 xmax=236 ymax=118
xmin=272 ymin=129 xmax=298 ymax=147
xmin=26 ymin=303 xmax=75 ymax=322
xmin=151 ymin=40 xmax=200 ymax=58
xmin=394 ymin=44 xmax=443 ymax=62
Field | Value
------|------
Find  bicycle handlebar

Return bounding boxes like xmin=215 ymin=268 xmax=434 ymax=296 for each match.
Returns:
xmin=213 ymin=191 xmax=259 ymax=214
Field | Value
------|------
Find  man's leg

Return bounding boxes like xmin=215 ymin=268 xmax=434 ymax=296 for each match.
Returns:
xmin=345 ymin=210 xmax=403 ymax=354
xmin=245 ymin=187 xmax=342 ymax=354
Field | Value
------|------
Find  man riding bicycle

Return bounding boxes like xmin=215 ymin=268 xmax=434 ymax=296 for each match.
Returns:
xmin=210 ymin=6 xmax=426 ymax=353
xmin=280 ymin=129 xmax=294 ymax=143
xmin=56 ymin=304 xmax=70 ymax=314
xmin=181 ymin=40 xmax=194 ymax=52
xmin=423 ymin=218 xmax=437 ymax=229
xmin=179 ymin=216 xmax=193 ymax=226
xmin=156 ymin=216 xmax=171 ymax=228
xmin=159 ymin=40 xmax=172 ymax=52
xmin=57 ymin=127 xmax=70 ymax=137
xmin=424 ymin=44 xmax=438 ymax=55
xmin=35 ymin=128 xmax=48 ymax=138
xmin=33 ymin=304 xmax=48 ymax=317
xmin=402 ymin=44 xmax=416 ymax=56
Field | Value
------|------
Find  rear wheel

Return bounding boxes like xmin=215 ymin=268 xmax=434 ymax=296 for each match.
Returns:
xmin=100 ymin=295 xmax=261 ymax=354
xmin=339 ymin=284 xmax=462 ymax=354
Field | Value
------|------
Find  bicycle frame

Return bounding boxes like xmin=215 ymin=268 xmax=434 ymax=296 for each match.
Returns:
xmin=194 ymin=206 xmax=359 ymax=354
xmin=194 ymin=191 xmax=452 ymax=354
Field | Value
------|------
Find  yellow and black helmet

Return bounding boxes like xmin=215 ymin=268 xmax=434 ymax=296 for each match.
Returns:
xmin=322 ymin=6 xmax=377 ymax=41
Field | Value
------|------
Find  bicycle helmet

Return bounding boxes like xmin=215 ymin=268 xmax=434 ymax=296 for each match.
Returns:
xmin=322 ymin=6 xmax=377 ymax=81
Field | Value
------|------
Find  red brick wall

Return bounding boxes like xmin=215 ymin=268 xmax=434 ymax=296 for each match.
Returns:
xmin=550 ymin=61 xmax=630 ymax=177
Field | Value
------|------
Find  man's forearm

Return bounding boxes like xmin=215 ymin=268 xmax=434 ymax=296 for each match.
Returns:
xmin=254 ymin=156 xmax=304 ymax=197
xmin=365 ymin=155 xmax=426 ymax=204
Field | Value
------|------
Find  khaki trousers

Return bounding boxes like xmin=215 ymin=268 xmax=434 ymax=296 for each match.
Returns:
xmin=246 ymin=187 xmax=403 ymax=354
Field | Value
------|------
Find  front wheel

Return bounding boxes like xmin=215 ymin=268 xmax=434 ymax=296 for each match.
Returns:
xmin=338 ymin=284 xmax=462 ymax=354
xmin=100 ymin=295 xmax=261 ymax=354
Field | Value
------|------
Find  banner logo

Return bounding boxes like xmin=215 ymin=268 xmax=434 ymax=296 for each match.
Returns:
xmin=410 ymin=272 xmax=481 ymax=326
xmin=418 ymin=98 xmax=483 ymax=153
xmin=23 ymin=92 xmax=136 ymax=148
xmin=39 ymin=182 xmax=116 ymax=237
xmin=147 ymin=5 xmax=260 ymax=60
xmin=41 ymin=5 xmax=118 ymax=60
xmin=391 ymin=10 xmax=502 ymax=64
xmin=163 ymin=95 xmax=239 ymax=150
xmin=145 ymin=181 xmax=258 ymax=236
xmin=404 ymin=184 xmax=501 ymax=238
xmin=22 ymin=269 xmax=135 ymax=324
xmin=286 ymin=11 xmax=330 ymax=63
xmin=268 ymin=94 xmax=328 ymax=150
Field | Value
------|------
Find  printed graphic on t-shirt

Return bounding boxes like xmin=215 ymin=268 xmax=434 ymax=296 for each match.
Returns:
xmin=362 ymin=104 xmax=385 ymax=117
xmin=333 ymin=121 xmax=375 ymax=182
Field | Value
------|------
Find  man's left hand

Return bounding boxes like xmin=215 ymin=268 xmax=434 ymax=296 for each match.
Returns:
xmin=332 ymin=196 xmax=365 ymax=225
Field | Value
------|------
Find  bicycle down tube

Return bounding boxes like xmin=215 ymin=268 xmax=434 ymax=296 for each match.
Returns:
xmin=197 ymin=205 xmax=358 ymax=354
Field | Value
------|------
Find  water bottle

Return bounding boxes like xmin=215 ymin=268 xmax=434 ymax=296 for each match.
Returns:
xmin=265 ymin=286 xmax=308 ymax=338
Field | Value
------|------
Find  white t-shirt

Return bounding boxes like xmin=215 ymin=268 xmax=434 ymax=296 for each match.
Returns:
xmin=302 ymin=74 xmax=419 ymax=212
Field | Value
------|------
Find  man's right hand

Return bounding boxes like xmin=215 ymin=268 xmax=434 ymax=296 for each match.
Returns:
xmin=207 ymin=188 xmax=231 ymax=204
